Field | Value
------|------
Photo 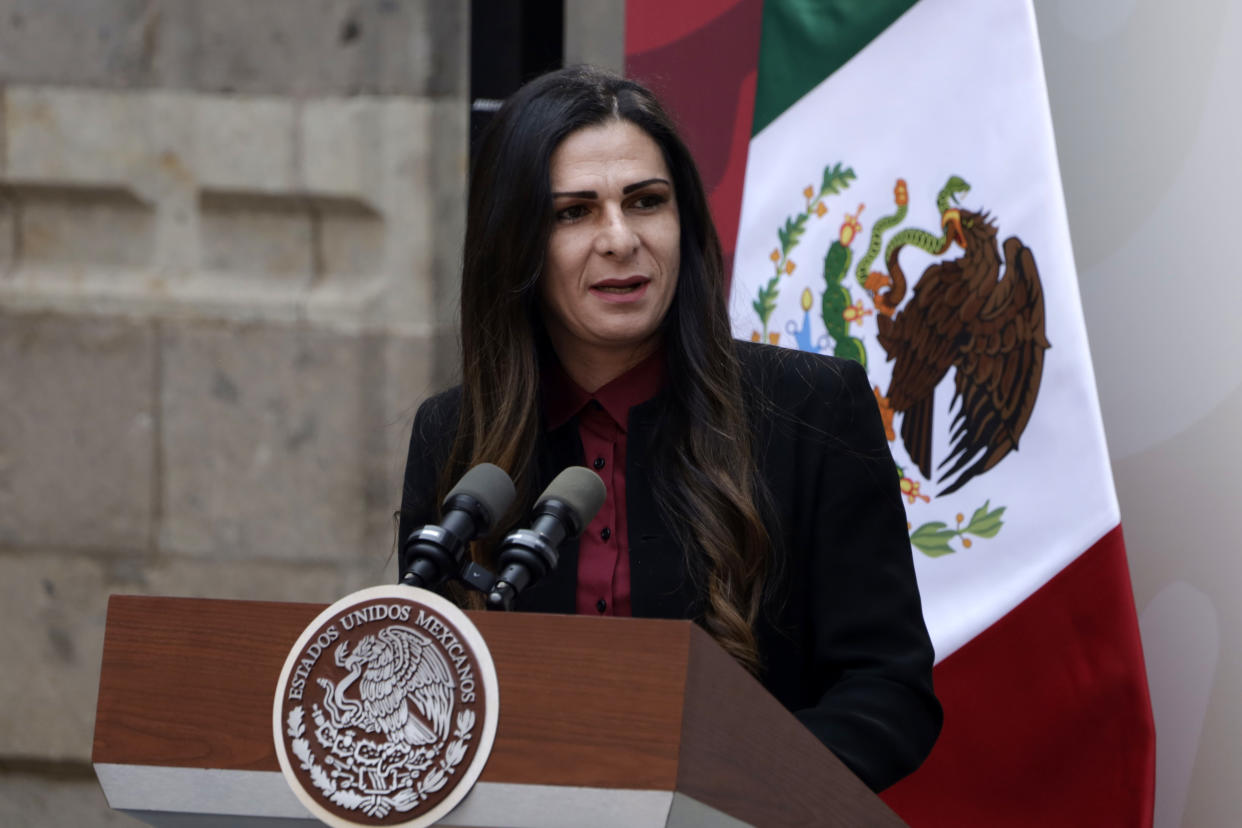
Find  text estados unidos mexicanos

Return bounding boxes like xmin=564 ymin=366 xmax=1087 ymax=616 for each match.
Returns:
xmin=285 ymin=603 xmax=477 ymax=703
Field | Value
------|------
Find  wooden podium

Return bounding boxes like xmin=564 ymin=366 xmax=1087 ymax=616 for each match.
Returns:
xmin=93 ymin=594 xmax=906 ymax=827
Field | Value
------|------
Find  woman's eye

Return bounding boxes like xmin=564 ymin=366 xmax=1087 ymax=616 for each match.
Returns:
xmin=632 ymin=193 xmax=667 ymax=210
xmin=556 ymin=204 xmax=589 ymax=222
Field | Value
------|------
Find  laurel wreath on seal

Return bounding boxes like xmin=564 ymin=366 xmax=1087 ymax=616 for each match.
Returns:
xmin=286 ymin=705 xmax=476 ymax=818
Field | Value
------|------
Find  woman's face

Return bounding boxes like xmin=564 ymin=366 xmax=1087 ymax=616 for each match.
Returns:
xmin=540 ymin=119 xmax=680 ymax=375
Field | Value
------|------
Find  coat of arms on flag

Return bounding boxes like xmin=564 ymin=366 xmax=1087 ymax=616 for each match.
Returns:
xmin=745 ymin=167 xmax=1050 ymax=558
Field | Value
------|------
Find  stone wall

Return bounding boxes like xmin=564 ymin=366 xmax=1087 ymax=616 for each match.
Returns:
xmin=0 ymin=1 xmax=467 ymax=824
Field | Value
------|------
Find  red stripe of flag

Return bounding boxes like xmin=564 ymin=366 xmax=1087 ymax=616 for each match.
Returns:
xmin=882 ymin=526 xmax=1155 ymax=826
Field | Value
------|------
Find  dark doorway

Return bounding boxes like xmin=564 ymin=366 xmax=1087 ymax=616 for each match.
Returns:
xmin=470 ymin=0 xmax=564 ymax=161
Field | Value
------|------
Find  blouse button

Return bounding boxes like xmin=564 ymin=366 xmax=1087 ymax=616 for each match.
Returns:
xmin=593 ymin=457 xmax=605 ymax=470
xmin=600 ymin=527 xmax=611 ymax=541
xmin=596 ymin=599 xmax=607 ymax=613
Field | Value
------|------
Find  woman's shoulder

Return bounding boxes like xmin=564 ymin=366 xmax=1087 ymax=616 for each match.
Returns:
xmin=414 ymin=384 xmax=463 ymax=423
xmin=733 ymin=339 xmax=870 ymax=407
xmin=409 ymin=385 xmax=464 ymax=453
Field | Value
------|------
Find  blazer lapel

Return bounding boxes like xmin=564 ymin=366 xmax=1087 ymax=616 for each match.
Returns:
xmin=626 ymin=398 xmax=701 ymax=620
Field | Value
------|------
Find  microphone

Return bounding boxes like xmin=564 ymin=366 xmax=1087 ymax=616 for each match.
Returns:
xmin=401 ymin=463 xmax=516 ymax=590
xmin=487 ymin=466 xmax=607 ymax=610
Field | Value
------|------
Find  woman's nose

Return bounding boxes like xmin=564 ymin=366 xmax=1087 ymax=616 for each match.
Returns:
xmin=595 ymin=209 xmax=640 ymax=258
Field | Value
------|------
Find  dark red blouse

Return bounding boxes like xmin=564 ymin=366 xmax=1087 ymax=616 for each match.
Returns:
xmin=542 ymin=352 xmax=666 ymax=617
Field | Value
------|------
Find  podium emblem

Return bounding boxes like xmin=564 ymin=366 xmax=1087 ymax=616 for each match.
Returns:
xmin=273 ymin=586 xmax=499 ymax=827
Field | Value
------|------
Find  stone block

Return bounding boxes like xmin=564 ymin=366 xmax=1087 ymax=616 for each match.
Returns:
xmin=0 ymin=552 xmax=117 ymax=761
xmin=14 ymin=185 xmax=155 ymax=270
xmin=194 ymin=96 xmax=296 ymax=194
xmin=0 ymin=311 xmax=154 ymax=552
xmin=198 ymin=192 xmax=313 ymax=279
xmin=0 ymin=550 xmax=355 ymax=762
xmin=299 ymin=97 xmax=383 ymax=204
xmin=157 ymin=323 xmax=449 ymax=567
xmin=0 ymin=0 xmax=467 ymax=98
xmin=0 ymin=0 xmax=157 ymax=91
xmin=318 ymin=204 xmax=384 ymax=285
xmin=157 ymin=0 xmax=467 ymax=98
xmin=376 ymin=0 xmax=468 ymax=98
xmin=2 ymin=86 xmax=149 ymax=194
xmin=199 ymin=191 xmax=383 ymax=287
xmin=160 ymin=321 xmax=370 ymax=561
xmin=0 ymin=767 xmax=142 ymax=827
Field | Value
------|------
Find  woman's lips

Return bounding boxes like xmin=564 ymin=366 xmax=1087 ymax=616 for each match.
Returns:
xmin=590 ymin=277 xmax=650 ymax=303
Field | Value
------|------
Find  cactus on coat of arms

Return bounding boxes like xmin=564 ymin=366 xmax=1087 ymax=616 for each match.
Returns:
xmin=820 ymin=206 xmax=870 ymax=366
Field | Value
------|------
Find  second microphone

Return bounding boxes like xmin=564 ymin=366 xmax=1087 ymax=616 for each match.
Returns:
xmin=487 ymin=466 xmax=607 ymax=611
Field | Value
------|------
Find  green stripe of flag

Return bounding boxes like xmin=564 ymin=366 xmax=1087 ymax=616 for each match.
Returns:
xmin=752 ymin=0 xmax=919 ymax=136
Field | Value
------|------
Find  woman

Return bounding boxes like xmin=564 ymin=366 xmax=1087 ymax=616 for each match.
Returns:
xmin=399 ymin=66 xmax=941 ymax=792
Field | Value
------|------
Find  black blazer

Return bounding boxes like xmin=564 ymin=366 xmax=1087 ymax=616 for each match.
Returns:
xmin=398 ymin=340 xmax=941 ymax=791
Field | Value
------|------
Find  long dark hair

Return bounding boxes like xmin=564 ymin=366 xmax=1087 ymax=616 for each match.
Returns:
xmin=446 ymin=65 xmax=771 ymax=673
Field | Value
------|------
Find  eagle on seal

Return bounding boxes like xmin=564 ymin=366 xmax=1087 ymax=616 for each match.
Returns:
xmin=876 ymin=207 xmax=1050 ymax=496
xmin=319 ymin=625 xmax=455 ymax=746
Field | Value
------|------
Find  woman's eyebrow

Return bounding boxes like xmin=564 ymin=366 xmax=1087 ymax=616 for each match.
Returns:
xmin=622 ymin=177 xmax=670 ymax=194
xmin=551 ymin=177 xmax=672 ymax=200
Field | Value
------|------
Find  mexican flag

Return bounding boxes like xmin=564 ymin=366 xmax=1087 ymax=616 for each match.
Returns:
xmin=628 ymin=1 xmax=1155 ymax=824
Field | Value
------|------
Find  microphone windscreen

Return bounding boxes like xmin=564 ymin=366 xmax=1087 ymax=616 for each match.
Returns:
xmin=444 ymin=462 xmax=517 ymax=528
xmin=539 ymin=466 xmax=607 ymax=525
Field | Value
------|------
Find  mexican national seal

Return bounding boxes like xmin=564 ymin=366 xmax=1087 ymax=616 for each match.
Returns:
xmin=273 ymin=585 xmax=499 ymax=827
